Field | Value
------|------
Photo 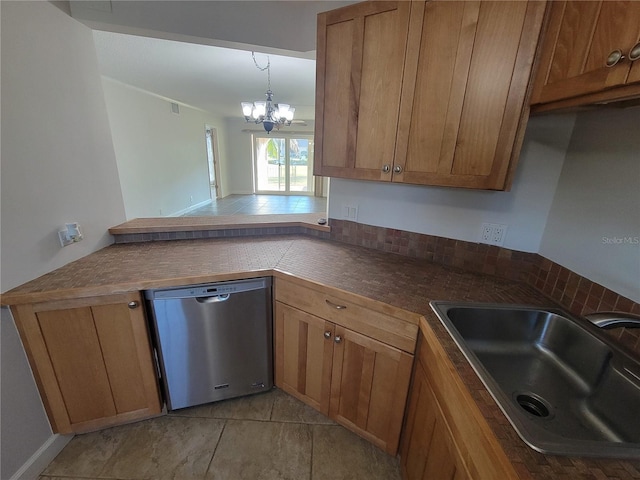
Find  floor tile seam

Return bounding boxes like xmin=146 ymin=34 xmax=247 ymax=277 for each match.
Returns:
xmin=203 ymin=418 xmax=228 ymax=479
xmin=310 ymin=423 xmax=315 ymax=480
xmin=175 ymin=415 xmax=335 ymax=427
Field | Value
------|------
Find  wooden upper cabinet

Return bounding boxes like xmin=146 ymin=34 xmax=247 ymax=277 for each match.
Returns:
xmin=395 ymin=0 xmax=546 ymax=190
xmin=314 ymin=1 xmax=411 ymax=181
xmin=314 ymin=0 xmax=547 ymax=191
xmin=531 ymin=1 xmax=640 ymax=107
xmin=11 ymin=293 xmax=162 ymax=434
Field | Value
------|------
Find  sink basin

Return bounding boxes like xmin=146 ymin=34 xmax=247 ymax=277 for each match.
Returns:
xmin=430 ymin=302 xmax=640 ymax=458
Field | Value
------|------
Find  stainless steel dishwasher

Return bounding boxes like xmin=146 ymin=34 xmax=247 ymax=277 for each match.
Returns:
xmin=145 ymin=277 xmax=273 ymax=410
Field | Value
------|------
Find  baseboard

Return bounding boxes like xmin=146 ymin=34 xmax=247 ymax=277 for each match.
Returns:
xmin=168 ymin=199 xmax=212 ymax=217
xmin=10 ymin=434 xmax=73 ymax=480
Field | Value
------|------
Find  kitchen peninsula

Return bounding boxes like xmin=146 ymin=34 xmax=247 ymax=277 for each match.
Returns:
xmin=4 ymin=223 xmax=640 ymax=479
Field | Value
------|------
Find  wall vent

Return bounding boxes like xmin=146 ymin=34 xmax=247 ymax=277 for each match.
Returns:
xmin=171 ymin=102 xmax=180 ymax=115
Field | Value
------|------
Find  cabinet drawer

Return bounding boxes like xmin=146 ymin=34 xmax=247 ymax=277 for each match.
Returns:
xmin=274 ymin=277 xmax=418 ymax=353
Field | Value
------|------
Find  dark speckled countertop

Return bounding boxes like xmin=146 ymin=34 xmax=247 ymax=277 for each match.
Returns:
xmin=3 ymin=235 xmax=639 ymax=479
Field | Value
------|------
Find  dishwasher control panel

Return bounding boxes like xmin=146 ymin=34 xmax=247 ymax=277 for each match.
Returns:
xmin=146 ymin=278 xmax=269 ymax=300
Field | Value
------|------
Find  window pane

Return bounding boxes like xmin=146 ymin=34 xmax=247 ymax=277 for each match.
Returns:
xmin=289 ymin=138 xmax=311 ymax=192
xmin=255 ymin=137 xmax=285 ymax=192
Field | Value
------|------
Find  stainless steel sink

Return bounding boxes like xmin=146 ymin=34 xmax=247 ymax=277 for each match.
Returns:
xmin=430 ymin=302 xmax=640 ymax=458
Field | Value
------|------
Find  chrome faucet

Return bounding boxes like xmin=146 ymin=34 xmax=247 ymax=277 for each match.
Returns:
xmin=584 ymin=311 xmax=640 ymax=329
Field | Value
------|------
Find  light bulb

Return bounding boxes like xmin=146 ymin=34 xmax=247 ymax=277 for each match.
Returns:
xmin=278 ymin=104 xmax=290 ymax=119
xmin=286 ymin=107 xmax=295 ymax=121
xmin=241 ymin=102 xmax=253 ymax=117
xmin=255 ymin=101 xmax=266 ymax=118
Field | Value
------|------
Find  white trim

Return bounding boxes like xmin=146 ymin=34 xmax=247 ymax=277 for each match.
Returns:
xmin=167 ymin=199 xmax=212 ymax=217
xmin=10 ymin=434 xmax=73 ymax=480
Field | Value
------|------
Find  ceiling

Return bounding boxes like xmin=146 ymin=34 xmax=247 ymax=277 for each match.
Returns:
xmin=72 ymin=1 xmax=357 ymax=120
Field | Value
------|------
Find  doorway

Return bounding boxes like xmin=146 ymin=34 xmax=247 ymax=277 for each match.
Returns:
xmin=206 ymin=127 xmax=221 ymax=199
xmin=253 ymin=135 xmax=314 ymax=194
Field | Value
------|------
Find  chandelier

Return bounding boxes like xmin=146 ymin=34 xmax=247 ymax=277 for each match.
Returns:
xmin=241 ymin=52 xmax=295 ymax=134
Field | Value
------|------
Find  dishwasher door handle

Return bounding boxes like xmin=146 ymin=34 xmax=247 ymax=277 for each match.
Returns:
xmin=195 ymin=294 xmax=231 ymax=303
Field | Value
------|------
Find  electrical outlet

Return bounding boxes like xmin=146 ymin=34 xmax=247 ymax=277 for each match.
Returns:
xmin=58 ymin=229 xmax=74 ymax=247
xmin=480 ymin=223 xmax=493 ymax=243
xmin=492 ymin=224 xmax=507 ymax=245
xmin=342 ymin=204 xmax=358 ymax=221
xmin=479 ymin=223 xmax=508 ymax=246
xmin=189 ymin=195 xmax=194 ymax=205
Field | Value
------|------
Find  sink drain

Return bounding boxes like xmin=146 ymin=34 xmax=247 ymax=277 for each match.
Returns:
xmin=516 ymin=393 xmax=550 ymax=418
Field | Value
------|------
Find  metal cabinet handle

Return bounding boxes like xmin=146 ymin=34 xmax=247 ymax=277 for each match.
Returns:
xmin=629 ymin=42 xmax=640 ymax=62
xmin=334 ymin=335 xmax=343 ymax=344
xmin=382 ymin=164 xmax=391 ymax=174
xmin=606 ymin=49 xmax=625 ymax=67
xmin=393 ymin=165 xmax=403 ymax=174
xmin=324 ymin=331 xmax=332 ymax=339
xmin=325 ymin=299 xmax=347 ymax=310
xmin=128 ymin=301 xmax=139 ymax=309
xmin=195 ymin=294 xmax=231 ymax=304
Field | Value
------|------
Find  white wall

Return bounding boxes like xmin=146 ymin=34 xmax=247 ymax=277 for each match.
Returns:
xmin=224 ymin=117 xmax=317 ymax=196
xmin=1 ymin=4 xmax=126 ymax=291
xmin=328 ymin=114 xmax=576 ymax=253
xmin=540 ymin=107 xmax=640 ymax=303
xmin=1 ymin=2 xmax=127 ymax=477
xmin=1 ymin=308 xmax=51 ymax=479
xmin=101 ymin=78 xmax=229 ymax=218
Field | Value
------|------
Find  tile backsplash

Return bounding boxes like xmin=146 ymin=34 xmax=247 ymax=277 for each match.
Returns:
xmin=329 ymin=219 xmax=640 ymax=355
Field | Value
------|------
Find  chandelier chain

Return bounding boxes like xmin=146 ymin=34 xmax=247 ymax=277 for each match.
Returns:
xmin=252 ymin=51 xmax=271 ymax=91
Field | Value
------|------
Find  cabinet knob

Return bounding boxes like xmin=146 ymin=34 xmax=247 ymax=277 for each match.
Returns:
xmin=382 ymin=164 xmax=391 ymax=174
xmin=128 ymin=301 xmax=139 ymax=309
xmin=334 ymin=335 xmax=343 ymax=344
xmin=393 ymin=165 xmax=403 ymax=174
xmin=605 ymin=49 xmax=625 ymax=67
xmin=324 ymin=331 xmax=332 ymax=339
xmin=629 ymin=42 xmax=640 ymax=62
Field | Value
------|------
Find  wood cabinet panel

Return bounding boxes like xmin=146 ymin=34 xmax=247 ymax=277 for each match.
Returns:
xmin=354 ymin=6 xmax=407 ymax=174
xmin=396 ymin=0 xmax=545 ymax=190
xmin=275 ymin=302 xmax=334 ymax=415
xmin=531 ymin=1 xmax=640 ymax=108
xmin=318 ymin=18 xmax=353 ymax=170
xmin=330 ymin=325 xmax=413 ymax=454
xmin=37 ymin=307 xmax=117 ymax=424
xmin=401 ymin=359 xmax=470 ymax=480
xmin=274 ymin=277 xmax=418 ymax=353
xmin=92 ymin=302 xmax=153 ymax=414
xmin=399 ymin=323 xmax=519 ymax=480
xmin=314 ymin=1 xmax=410 ymax=181
xmin=316 ymin=0 xmax=545 ymax=191
xmin=11 ymin=293 xmax=162 ymax=434
xmin=274 ymin=278 xmax=415 ymax=456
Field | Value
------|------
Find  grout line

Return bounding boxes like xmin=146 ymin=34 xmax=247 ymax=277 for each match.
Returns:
xmin=203 ymin=419 xmax=227 ymax=478
xmin=309 ymin=424 xmax=315 ymax=480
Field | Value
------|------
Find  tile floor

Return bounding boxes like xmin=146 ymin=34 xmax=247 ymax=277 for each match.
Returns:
xmin=41 ymin=388 xmax=401 ymax=480
xmin=183 ymin=194 xmax=327 ymax=217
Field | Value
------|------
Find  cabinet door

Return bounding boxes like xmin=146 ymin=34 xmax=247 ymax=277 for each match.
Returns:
xmin=329 ymin=325 xmax=413 ymax=455
xmin=314 ymin=1 xmax=410 ymax=181
xmin=394 ymin=0 xmax=546 ymax=190
xmin=11 ymin=293 xmax=162 ymax=434
xmin=400 ymin=361 xmax=471 ymax=480
xmin=274 ymin=302 xmax=334 ymax=415
xmin=531 ymin=1 xmax=640 ymax=105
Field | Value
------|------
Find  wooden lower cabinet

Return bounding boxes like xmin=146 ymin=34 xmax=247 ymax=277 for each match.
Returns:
xmin=275 ymin=301 xmax=413 ymax=455
xmin=400 ymin=325 xmax=519 ymax=480
xmin=11 ymin=292 xmax=162 ymax=434
xmin=400 ymin=361 xmax=471 ymax=480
